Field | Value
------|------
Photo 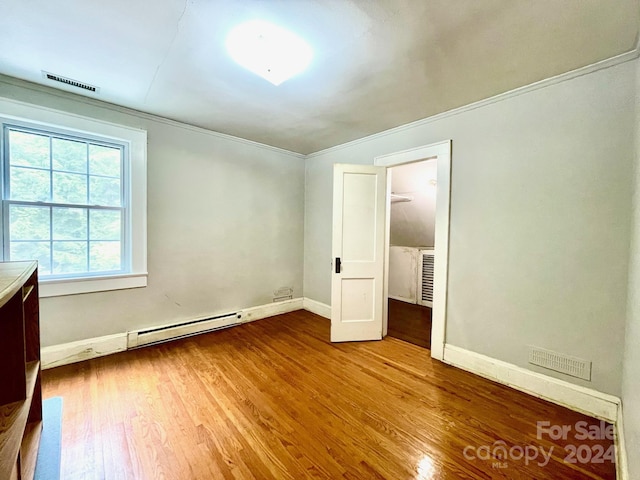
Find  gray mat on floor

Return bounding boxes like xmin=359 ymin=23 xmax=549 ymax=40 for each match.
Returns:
xmin=35 ymin=396 xmax=62 ymax=480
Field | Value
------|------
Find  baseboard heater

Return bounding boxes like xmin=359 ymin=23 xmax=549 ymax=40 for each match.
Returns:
xmin=127 ymin=312 xmax=241 ymax=349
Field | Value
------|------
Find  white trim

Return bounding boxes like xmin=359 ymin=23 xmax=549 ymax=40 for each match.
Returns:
xmin=375 ymin=140 xmax=451 ymax=361
xmin=41 ymin=298 xmax=305 ymax=369
xmin=616 ymin=405 xmax=630 ymax=480
xmin=2 ymin=51 xmax=636 ymax=161
xmin=382 ymin=171 xmax=392 ymax=337
xmin=40 ymin=272 xmax=147 ymax=297
xmin=240 ymin=297 xmax=303 ymax=323
xmin=307 ymin=50 xmax=639 ymax=158
xmin=0 ymin=97 xmax=148 ymax=296
xmin=303 ymin=297 xmax=331 ymax=319
xmin=0 ymin=76 xmax=305 ymax=159
xmin=443 ymin=344 xmax=620 ymax=422
xmin=0 ymin=96 xmax=147 ymax=139
xmin=1 ymin=50 xmax=635 ymax=161
xmin=41 ymin=333 xmax=127 ymax=369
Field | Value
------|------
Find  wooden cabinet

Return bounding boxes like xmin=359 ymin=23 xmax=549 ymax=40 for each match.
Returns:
xmin=0 ymin=261 xmax=42 ymax=480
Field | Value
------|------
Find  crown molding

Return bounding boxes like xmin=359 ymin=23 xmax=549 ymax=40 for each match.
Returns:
xmin=0 ymin=74 xmax=305 ymax=159
xmin=306 ymin=49 xmax=640 ymax=159
xmin=1 ymin=46 xmax=638 ymax=162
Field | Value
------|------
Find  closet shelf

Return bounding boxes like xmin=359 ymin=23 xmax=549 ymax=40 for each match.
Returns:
xmin=390 ymin=193 xmax=413 ymax=203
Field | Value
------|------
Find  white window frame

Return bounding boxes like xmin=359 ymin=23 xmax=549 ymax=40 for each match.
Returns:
xmin=0 ymin=97 xmax=147 ymax=297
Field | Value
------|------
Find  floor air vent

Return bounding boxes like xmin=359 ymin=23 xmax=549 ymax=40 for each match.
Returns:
xmin=42 ymin=71 xmax=99 ymax=93
xmin=528 ymin=346 xmax=591 ymax=381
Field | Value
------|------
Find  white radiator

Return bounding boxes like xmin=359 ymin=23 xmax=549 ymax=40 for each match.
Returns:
xmin=127 ymin=312 xmax=241 ymax=348
xmin=418 ymin=249 xmax=435 ymax=308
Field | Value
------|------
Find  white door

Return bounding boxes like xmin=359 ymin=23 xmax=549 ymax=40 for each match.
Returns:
xmin=331 ymin=164 xmax=387 ymax=342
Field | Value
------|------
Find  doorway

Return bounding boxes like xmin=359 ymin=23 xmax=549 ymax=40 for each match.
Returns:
xmin=375 ymin=140 xmax=451 ymax=361
xmin=386 ymin=159 xmax=437 ymax=349
xmin=329 ymin=141 xmax=450 ymax=360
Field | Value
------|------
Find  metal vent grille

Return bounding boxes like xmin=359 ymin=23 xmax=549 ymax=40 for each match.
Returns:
xmin=42 ymin=71 xmax=99 ymax=93
xmin=529 ymin=346 xmax=591 ymax=381
xmin=421 ymin=253 xmax=434 ymax=303
xmin=273 ymin=287 xmax=293 ymax=302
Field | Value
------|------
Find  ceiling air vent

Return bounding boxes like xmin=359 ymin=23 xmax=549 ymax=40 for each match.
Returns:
xmin=42 ymin=71 xmax=99 ymax=93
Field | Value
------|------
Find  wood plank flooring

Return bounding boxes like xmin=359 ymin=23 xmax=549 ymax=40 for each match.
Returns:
xmin=42 ymin=310 xmax=616 ymax=479
xmin=388 ymin=298 xmax=432 ymax=349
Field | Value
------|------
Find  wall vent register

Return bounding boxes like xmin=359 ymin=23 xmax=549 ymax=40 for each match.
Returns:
xmin=528 ymin=346 xmax=592 ymax=381
xmin=42 ymin=71 xmax=99 ymax=93
xmin=419 ymin=250 xmax=434 ymax=307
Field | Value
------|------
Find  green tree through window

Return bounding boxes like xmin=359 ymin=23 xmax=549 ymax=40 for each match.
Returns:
xmin=3 ymin=126 xmax=126 ymax=277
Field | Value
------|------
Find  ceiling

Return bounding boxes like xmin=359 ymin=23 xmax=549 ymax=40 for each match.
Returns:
xmin=0 ymin=0 xmax=638 ymax=155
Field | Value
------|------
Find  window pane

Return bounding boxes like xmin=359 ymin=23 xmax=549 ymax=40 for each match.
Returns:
xmin=53 ymin=172 xmax=87 ymax=204
xmin=9 ymin=130 xmax=50 ymax=168
xmin=90 ymin=210 xmax=121 ymax=240
xmin=52 ymin=138 xmax=87 ymax=173
xmin=52 ymin=241 xmax=88 ymax=274
xmin=53 ymin=207 xmax=87 ymax=240
xmin=89 ymin=145 xmax=121 ymax=177
xmin=9 ymin=205 xmax=50 ymax=241
xmin=10 ymin=167 xmax=50 ymax=201
xmin=89 ymin=176 xmax=121 ymax=206
xmin=90 ymin=241 xmax=121 ymax=272
xmin=3 ymin=123 xmax=133 ymax=282
xmin=10 ymin=242 xmax=51 ymax=275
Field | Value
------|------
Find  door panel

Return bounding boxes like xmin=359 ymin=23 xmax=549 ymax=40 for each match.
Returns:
xmin=331 ymin=164 xmax=386 ymax=342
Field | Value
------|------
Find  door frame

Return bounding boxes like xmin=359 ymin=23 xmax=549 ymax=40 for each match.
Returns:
xmin=374 ymin=140 xmax=452 ymax=361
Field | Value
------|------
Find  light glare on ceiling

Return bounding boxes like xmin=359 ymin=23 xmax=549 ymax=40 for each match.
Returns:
xmin=226 ymin=20 xmax=313 ymax=86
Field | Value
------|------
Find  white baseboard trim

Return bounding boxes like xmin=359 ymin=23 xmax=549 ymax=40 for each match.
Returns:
xmin=41 ymin=298 xmax=305 ymax=369
xmin=240 ymin=298 xmax=303 ymax=323
xmin=442 ymin=344 xmax=620 ymax=422
xmin=303 ymin=297 xmax=331 ymax=319
xmin=616 ymin=404 xmax=630 ymax=480
xmin=41 ymin=333 xmax=128 ymax=369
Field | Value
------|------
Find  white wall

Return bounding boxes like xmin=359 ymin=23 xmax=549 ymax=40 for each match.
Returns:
xmin=0 ymin=77 xmax=305 ymax=347
xmin=621 ymin=57 xmax=640 ymax=479
xmin=304 ymin=60 xmax=636 ymax=395
xmin=390 ymin=160 xmax=436 ymax=247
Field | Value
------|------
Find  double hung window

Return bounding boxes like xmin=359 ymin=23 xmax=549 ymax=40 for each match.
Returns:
xmin=0 ymin=99 xmax=147 ymax=297
xmin=3 ymin=125 xmax=127 ymax=277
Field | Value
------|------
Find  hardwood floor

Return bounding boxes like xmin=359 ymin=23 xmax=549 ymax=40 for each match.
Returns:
xmin=388 ymin=298 xmax=432 ymax=349
xmin=42 ymin=310 xmax=615 ymax=479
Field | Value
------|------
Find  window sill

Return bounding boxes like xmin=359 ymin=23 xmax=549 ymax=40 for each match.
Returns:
xmin=39 ymin=273 xmax=148 ymax=298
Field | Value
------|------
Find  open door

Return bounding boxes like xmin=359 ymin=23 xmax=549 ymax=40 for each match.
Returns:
xmin=331 ymin=164 xmax=387 ymax=342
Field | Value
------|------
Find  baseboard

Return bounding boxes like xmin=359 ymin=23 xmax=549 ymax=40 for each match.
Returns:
xmin=443 ymin=344 xmax=620 ymax=422
xmin=41 ymin=298 xmax=304 ymax=369
xmin=240 ymin=298 xmax=304 ymax=323
xmin=616 ymin=404 xmax=630 ymax=480
xmin=41 ymin=333 xmax=127 ymax=369
xmin=303 ymin=297 xmax=331 ymax=319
